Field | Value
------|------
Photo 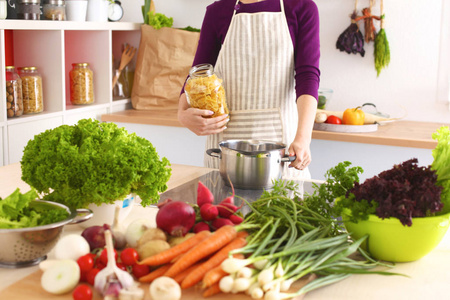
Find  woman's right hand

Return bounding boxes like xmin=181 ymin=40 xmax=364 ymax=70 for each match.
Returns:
xmin=178 ymin=93 xmax=229 ymax=136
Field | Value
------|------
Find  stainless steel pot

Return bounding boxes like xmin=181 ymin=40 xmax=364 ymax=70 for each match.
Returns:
xmin=207 ymin=140 xmax=294 ymax=189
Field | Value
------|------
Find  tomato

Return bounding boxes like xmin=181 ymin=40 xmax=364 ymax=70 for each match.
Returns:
xmin=99 ymin=248 xmax=118 ymax=265
xmin=72 ymin=284 xmax=93 ymax=300
xmin=86 ymin=268 xmax=100 ymax=286
xmin=120 ymin=248 xmax=139 ymax=266
xmin=132 ymin=263 xmax=150 ymax=279
xmin=325 ymin=115 xmax=342 ymax=124
xmin=116 ymin=262 xmax=128 ymax=272
xmin=94 ymin=259 xmax=106 ymax=270
xmin=77 ymin=253 xmax=95 ymax=273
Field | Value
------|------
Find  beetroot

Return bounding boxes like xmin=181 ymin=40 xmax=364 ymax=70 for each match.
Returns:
xmin=156 ymin=200 xmax=196 ymax=237
xmin=218 ymin=202 xmax=238 ymax=218
xmin=211 ymin=218 xmax=234 ymax=230
xmin=228 ymin=214 xmax=243 ymax=225
xmin=200 ymin=203 xmax=219 ymax=221
xmin=193 ymin=222 xmax=211 ymax=233
xmin=197 ymin=181 xmax=214 ymax=207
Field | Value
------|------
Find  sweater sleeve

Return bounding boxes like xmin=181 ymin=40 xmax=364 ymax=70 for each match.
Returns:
xmin=293 ymin=0 xmax=321 ymax=101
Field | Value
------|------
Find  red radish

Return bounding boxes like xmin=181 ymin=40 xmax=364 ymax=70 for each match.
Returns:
xmin=156 ymin=200 xmax=196 ymax=237
xmin=193 ymin=222 xmax=211 ymax=233
xmin=211 ymin=218 xmax=234 ymax=230
xmin=197 ymin=181 xmax=214 ymax=207
xmin=228 ymin=214 xmax=243 ymax=225
xmin=200 ymin=203 xmax=219 ymax=221
xmin=217 ymin=202 xmax=238 ymax=218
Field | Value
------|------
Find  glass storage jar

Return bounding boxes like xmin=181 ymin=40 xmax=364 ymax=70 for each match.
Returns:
xmin=43 ymin=0 xmax=65 ymax=20
xmin=19 ymin=66 xmax=44 ymax=114
xmin=70 ymin=63 xmax=94 ymax=105
xmin=5 ymin=66 xmax=24 ymax=118
xmin=184 ymin=63 xmax=228 ymax=118
xmin=17 ymin=0 xmax=40 ymax=20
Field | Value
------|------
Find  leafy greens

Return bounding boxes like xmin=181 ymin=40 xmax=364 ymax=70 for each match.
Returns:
xmin=431 ymin=126 xmax=450 ymax=214
xmin=21 ymin=119 xmax=171 ymax=208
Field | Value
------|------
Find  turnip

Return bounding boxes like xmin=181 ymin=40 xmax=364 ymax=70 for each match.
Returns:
xmin=156 ymin=200 xmax=196 ymax=237
xmin=41 ymin=259 xmax=80 ymax=295
xmin=54 ymin=234 xmax=90 ymax=261
xmin=197 ymin=181 xmax=214 ymax=207
xmin=199 ymin=203 xmax=219 ymax=221
xmin=125 ymin=218 xmax=154 ymax=248
xmin=149 ymin=276 xmax=181 ymax=300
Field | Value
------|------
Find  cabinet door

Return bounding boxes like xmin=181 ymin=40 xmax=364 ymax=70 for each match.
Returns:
xmin=7 ymin=116 xmax=63 ymax=164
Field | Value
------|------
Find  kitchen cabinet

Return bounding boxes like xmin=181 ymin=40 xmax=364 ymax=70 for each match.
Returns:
xmin=0 ymin=20 xmax=141 ymax=166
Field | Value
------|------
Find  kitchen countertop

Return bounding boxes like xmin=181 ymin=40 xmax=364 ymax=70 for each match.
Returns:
xmin=1 ymin=163 xmax=450 ymax=300
xmin=101 ymin=109 xmax=449 ymax=149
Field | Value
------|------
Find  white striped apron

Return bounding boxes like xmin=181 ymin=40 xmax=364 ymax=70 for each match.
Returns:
xmin=205 ymin=0 xmax=310 ymax=180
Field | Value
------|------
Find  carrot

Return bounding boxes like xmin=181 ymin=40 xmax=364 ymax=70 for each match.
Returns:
xmin=181 ymin=237 xmax=247 ymax=289
xmin=138 ymin=263 xmax=173 ymax=283
xmin=236 ymin=230 xmax=249 ymax=239
xmin=164 ymin=225 xmax=238 ymax=278
xmin=139 ymin=230 xmax=211 ymax=266
xmin=202 ymin=282 xmax=222 ymax=298
xmin=173 ymin=261 xmax=202 ymax=284
xmin=202 ymin=253 xmax=245 ymax=288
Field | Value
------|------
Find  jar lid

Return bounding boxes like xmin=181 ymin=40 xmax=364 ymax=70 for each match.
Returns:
xmin=189 ymin=63 xmax=214 ymax=78
xmin=5 ymin=66 xmax=16 ymax=70
xmin=47 ymin=0 xmax=65 ymax=5
xmin=20 ymin=67 xmax=38 ymax=71
xmin=20 ymin=0 xmax=40 ymax=4
xmin=72 ymin=63 xmax=90 ymax=67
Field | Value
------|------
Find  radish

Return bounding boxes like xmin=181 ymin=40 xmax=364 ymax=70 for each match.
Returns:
xmin=229 ymin=214 xmax=243 ymax=225
xmin=199 ymin=203 xmax=219 ymax=221
xmin=197 ymin=181 xmax=214 ymax=207
xmin=211 ymin=218 xmax=234 ymax=230
xmin=217 ymin=202 xmax=238 ymax=218
xmin=156 ymin=200 xmax=196 ymax=237
xmin=193 ymin=221 xmax=211 ymax=233
xmin=41 ymin=259 xmax=80 ymax=295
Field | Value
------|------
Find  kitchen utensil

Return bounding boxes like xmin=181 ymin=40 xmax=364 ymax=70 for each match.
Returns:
xmin=207 ymin=140 xmax=295 ymax=189
xmin=342 ymin=209 xmax=450 ymax=262
xmin=0 ymin=200 xmax=93 ymax=268
xmin=362 ymin=102 xmax=390 ymax=118
xmin=112 ymin=44 xmax=136 ymax=89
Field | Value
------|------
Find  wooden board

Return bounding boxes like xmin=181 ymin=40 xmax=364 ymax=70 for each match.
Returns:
xmin=0 ymin=269 xmax=314 ymax=300
xmin=314 ymin=122 xmax=378 ymax=133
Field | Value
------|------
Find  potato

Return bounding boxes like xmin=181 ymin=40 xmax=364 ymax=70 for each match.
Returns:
xmin=168 ymin=233 xmax=196 ymax=247
xmin=137 ymin=240 xmax=171 ymax=260
xmin=137 ymin=228 xmax=167 ymax=247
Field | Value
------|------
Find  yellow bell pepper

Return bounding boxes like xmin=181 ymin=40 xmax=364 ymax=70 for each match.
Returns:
xmin=342 ymin=107 xmax=365 ymax=125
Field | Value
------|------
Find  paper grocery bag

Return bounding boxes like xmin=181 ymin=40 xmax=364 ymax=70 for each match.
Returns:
xmin=131 ymin=25 xmax=200 ymax=110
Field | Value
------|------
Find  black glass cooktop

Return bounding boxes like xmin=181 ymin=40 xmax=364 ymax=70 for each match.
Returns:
xmin=159 ymin=170 xmax=317 ymax=215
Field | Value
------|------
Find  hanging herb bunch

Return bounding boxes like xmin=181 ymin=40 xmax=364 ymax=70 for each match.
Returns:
xmin=374 ymin=0 xmax=390 ymax=76
xmin=336 ymin=0 xmax=365 ymax=57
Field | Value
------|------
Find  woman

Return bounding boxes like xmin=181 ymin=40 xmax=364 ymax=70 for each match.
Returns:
xmin=178 ymin=0 xmax=320 ymax=179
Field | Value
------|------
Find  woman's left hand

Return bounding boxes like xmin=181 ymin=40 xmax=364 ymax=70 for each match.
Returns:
xmin=288 ymin=140 xmax=311 ymax=170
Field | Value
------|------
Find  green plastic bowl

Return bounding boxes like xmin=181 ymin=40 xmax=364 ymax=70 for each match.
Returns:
xmin=342 ymin=211 xmax=450 ymax=262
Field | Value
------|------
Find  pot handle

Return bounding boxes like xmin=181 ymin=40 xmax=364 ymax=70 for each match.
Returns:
xmin=206 ymin=148 xmax=222 ymax=159
xmin=280 ymin=155 xmax=296 ymax=163
xmin=69 ymin=208 xmax=94 ymax=225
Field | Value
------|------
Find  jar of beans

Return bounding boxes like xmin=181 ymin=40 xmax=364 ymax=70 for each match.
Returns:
xmin=5 ymin=66 xmax=24 ymax=118
xmin=18 ymin=66 xmax=44 ymax=114
xmin=69 ymin=63 xmax=95 ymax=105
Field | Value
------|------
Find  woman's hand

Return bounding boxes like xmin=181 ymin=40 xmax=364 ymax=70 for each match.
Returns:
xmin=178 ymin=93 xmax=229 ymax=136
xmin=288 ymin=139 xmax=311 ymax=170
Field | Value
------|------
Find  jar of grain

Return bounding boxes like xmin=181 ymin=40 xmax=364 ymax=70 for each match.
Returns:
xmin=43 ymin=0 xmax=66 ymax=20
xmin=5 ymin=66 xmax=24 ymax=118
xmin=19 ymin=66 xmax=44 ymax=114
xmin=69 ymin=63 xmax=94 ymax=105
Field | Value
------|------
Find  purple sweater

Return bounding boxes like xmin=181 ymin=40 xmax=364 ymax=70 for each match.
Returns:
xmin=191 ymin=0 xmax=321 ymax=100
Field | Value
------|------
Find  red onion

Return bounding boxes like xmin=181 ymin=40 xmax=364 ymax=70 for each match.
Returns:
xmin=156 ymin=201 xmax=196 ymax=237
xmin=81 ymin=224 xmax=113 ymax=251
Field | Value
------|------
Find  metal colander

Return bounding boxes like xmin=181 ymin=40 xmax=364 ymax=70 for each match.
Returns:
xmin=0 ymin=200 xmax=92 ymax=268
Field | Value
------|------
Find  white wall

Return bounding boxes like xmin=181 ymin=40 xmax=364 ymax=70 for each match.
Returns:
xmin=121 ymin=0 xmax=450 ymax=123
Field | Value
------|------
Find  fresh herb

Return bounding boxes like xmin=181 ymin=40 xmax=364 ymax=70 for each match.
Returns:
xmin=374 ymin=16 xmax=390 ymax=76
xmin=21 ymin=119 xmax=171 ymax=208
xmin=431 ymin=126 xmax=450 ymax=214
xmin=0 ymin=189 xmax=68 ymax=229
xmin=146 ymin=11 xmax=173 ymax=29
xmin=336 ymin=12 xmax=365 ymax=57
xmin=339 ymin=158 xmax=442 ymax=226
xmin=180 ymin=26 xmax=200 ymax=32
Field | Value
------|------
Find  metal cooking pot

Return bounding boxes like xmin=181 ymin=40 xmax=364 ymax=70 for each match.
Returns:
xmin=206 ymin=140 xmax=294 ymax=189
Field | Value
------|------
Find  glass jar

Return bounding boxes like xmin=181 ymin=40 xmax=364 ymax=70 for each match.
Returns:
xmin=17 ymin=0 xmax=40 ymax=20
xmin=44 ymin=0 xmax=65 ymax=20
xmin=70 ymin=63 xmax=94 ymax=105
xmin=5 ymin=66 xmax=24 ymax=118
xmin=184 ymin=63 xmax=228 ymax=118
xmin=19 ymin=67 xmax=44 ymax=114
xmin=0 ymin=0 xmax=7 ymax=20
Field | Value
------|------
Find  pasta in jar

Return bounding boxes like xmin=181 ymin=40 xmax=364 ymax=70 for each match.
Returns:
xmin=184 ymin=64 xmax=228 ymax=117
xmin=70 ymin=63 xmax=94 ymax=105
xmin=18 ymin=67 xmax=44 ymax=114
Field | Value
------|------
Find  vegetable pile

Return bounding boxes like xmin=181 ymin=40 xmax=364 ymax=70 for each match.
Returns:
xmin=0 ymin=189 xmax=68 ymax=229
xmin=20 ymin=119 xmax=171 ymax=208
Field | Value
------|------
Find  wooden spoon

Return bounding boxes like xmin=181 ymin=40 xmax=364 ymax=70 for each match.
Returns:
xmin=112 ymin=44 xmax=137 ymax=89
